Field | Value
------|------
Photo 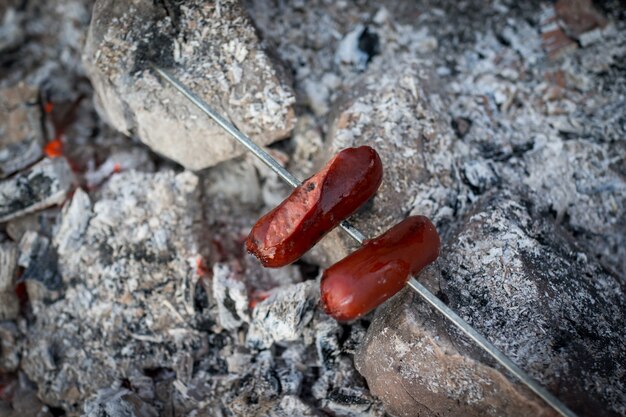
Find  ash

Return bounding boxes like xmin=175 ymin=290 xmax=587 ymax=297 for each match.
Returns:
xmin=0 ymin=1 xmax=624 ymax=417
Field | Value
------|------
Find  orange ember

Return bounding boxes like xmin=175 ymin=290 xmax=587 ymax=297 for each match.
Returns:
xmin=44 ymin=138 xmax=63 ymax=158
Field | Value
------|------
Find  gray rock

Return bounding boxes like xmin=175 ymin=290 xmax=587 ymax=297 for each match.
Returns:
xmin=356 ymin=191 xmax=626 ymax=417
xmin=83 ymin=0 xmax=296 ymax=170
xmin=247 ymin=281 xmax=318 ymax=349
xmin=21 ymin=170 xmax=208 ymax=413
xmin=0 ymin=83 xmax=43 ymax=178
xmin=0 ymin=157 xmax=74 ymax=223
xmin=83 ymin=388 xmax=158 ymax=417
xmin=310 ymin=56 xmax=463 ymax=266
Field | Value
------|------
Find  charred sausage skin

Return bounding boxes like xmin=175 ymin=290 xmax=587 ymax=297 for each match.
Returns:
xmin=320 ymin=215 xmax=440 ymax=321
xmin=246 ymin=146 xmax=383 ymax=268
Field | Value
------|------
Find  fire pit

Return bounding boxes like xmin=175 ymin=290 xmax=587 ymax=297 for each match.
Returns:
xmin=1 ymin=1 xmax=625 ymax=416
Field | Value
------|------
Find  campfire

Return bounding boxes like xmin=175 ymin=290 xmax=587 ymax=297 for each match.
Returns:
xmin=1 ymin=1 xmax=624 ymax=416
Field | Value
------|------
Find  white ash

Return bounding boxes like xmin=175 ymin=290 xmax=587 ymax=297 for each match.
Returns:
xmin=462 ymin=160 xmax=500 ymax=194
xmin=247 ymin=280 xmax=318 ymax=349
xmin=0 ymin=322 xmax=22 ymax=373
xmin=21 ymin=170 xmax=207 ymax=413
xmin=288 ymin=114 xmax=325 ymax=180
xmin=212 ymin=262 xmax=249 ymax=330
xmin=53 ymin=188 xmax=92 ymax=264
xmin=83 ymin=388 xmax=158 ymax=417
xmin=83 ymin=0 xmax=296 ymax=170
xmin=0 ymin=7 xmax=24 ymax=53
xmin=203 ymin=154 xmax=262 ymax=209
xmin=247 ymin=1 xmax=438 ymax=117
xmin=447 ymin=10 xmax=626 ymax=280
xmin=0 ymin=157 xmax=74 ymax=223
xmin=0 ymin=83 xmax=44 ymax=178
xmin=83 ymin=147 xmax=155 ymax=188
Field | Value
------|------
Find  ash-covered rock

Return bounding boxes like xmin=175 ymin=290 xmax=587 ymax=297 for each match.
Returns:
xmin=0 ymin=83 xmax=44 ymax=178
xmin=310 ymin=56 xmax=463 ymax=266
xmin=247 ymin=281 xmax=318 ymax=349
xmin=0 ymin=157 xmax=74 ymax=223
xmin=357 ymin=191 xmax=626 ymax=417
xmin=83 ymin=0 xmax=296 ymax=170
xmin=21 ymin=170 xmax=207 ymax=413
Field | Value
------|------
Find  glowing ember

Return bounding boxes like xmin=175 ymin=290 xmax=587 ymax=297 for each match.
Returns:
xmin=43 ymin=138 xmax=63 ymax=158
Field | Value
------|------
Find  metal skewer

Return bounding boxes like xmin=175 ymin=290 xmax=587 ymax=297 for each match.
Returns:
xmin=152 ymin=66 xmax=578 ymax=417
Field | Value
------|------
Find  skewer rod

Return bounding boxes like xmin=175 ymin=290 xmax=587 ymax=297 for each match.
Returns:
xmin=152 ymin=66 xmax=577 ymax=417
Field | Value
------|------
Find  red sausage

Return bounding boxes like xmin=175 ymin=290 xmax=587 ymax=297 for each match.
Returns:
xmin=246 ymin=146 xmax=383 ymax=268
xmin=320 ymin=216 xmax=440 ymax=321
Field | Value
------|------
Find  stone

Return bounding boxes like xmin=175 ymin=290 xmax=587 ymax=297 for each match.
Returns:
xmin=247 ymin=281 xmax=318 ymax=349
xmin=356 ymin=191 xmax=626 ymax=417
xmin=21 ymin=170 xmax=208 ymax=413
xmin=0 ymin=157 xmax=74 ymax=223
xmin=83 ymin=0 xmax=296 ymax=170
xmin=310 ymin=56 xmax=462 ymax=266
xmin=0 ymin=83 xmax=44 ymax=178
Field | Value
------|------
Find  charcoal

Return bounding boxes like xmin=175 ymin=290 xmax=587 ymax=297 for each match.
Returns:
xmin=0 ymin=158 xmax=74 ymax=223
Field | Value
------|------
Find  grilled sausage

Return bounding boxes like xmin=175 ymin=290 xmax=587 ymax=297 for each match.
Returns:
xmin=246 ymin=146 xmax=383 ymax=268
xmin=320 ymin=216 xmax=440 ymax=321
